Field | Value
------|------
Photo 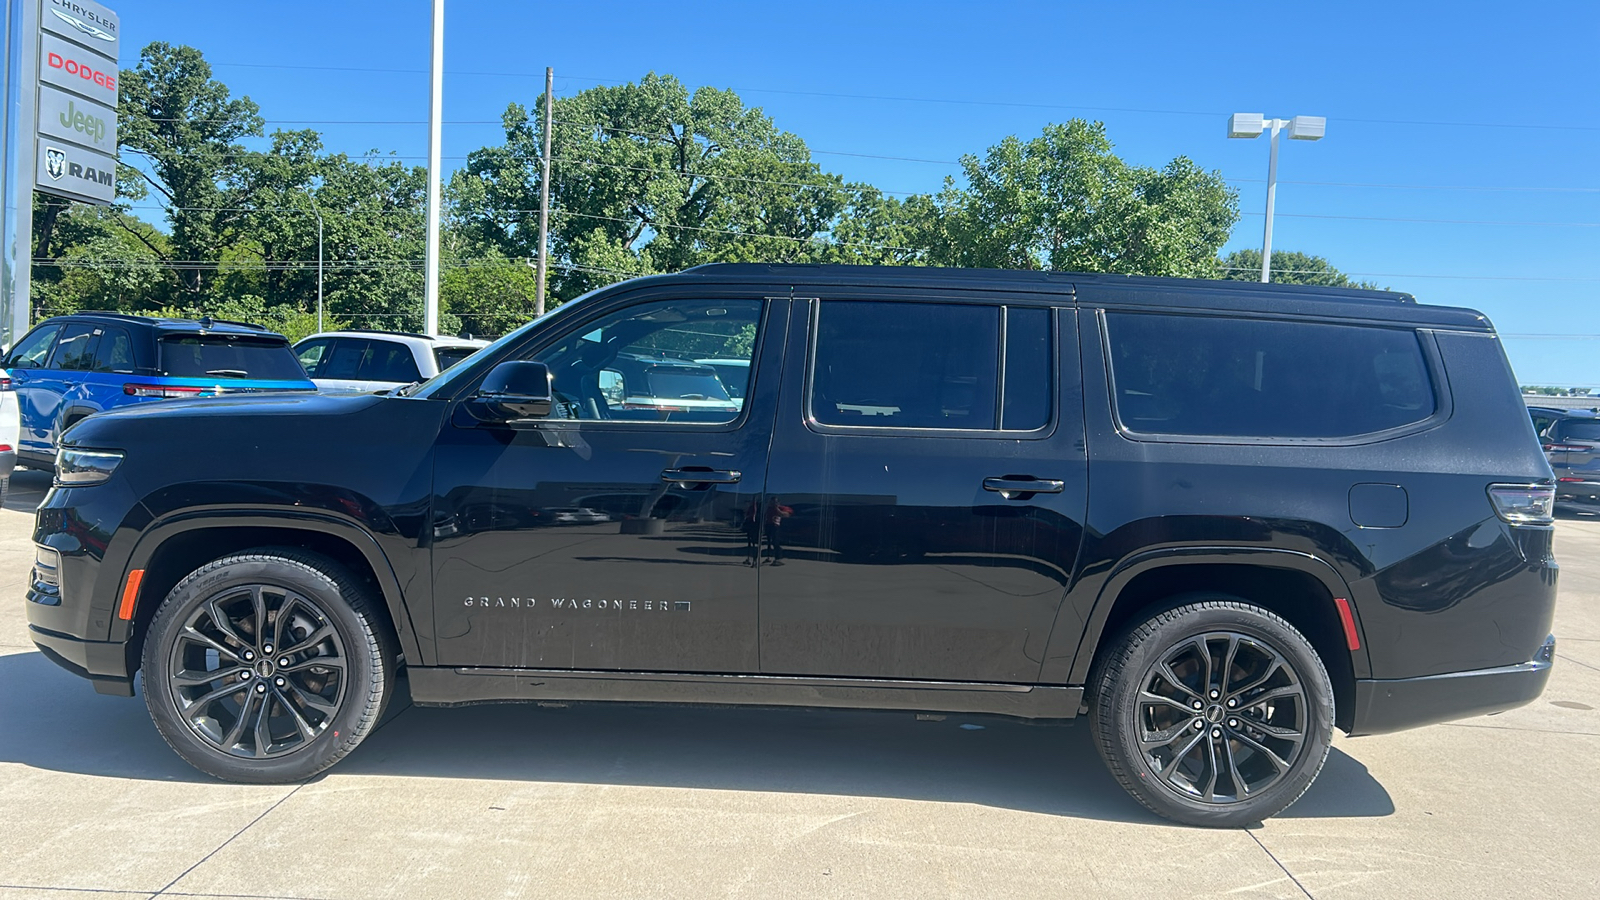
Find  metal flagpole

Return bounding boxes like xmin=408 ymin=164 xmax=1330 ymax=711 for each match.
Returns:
xmin=423 ymin=0 xmax=444 ymax=335
xmin=535 ymin=66 xmax=552 ymax=319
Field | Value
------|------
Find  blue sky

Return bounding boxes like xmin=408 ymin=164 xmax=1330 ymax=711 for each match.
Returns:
xmin=111 ymin=0 xmax=1598 ymax=387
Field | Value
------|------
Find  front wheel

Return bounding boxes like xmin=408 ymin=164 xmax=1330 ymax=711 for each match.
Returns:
xmin=1090 ymin=597 xmax=1335 ymax=827
xmin=142 ymin=548 xmax=395 ymax=782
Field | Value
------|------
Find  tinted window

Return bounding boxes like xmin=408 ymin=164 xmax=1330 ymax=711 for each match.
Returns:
xmin=296 ymin=340 xmax=331 ymax=377
xmin=1002 ymin=307 xmax=1052 ymax=430
xmin=7 ymin=324 xmax=61 ymax=368
xmin=159 ymin=335 xmax=306 ymax=380
xmin=529 ymin=299 xmax=760 ymax=423
xmin=319 ymin=339 xmax=370 ymax=380
xmin=361 ymin=341 xmax=422 ymax=383
xmin=1106 ymin=313 xmax=1436 ymax=438
xmin=812 ymin=301 xmax=999 ymax=429
xmin=1558 ymin=421 xmax=1600 ymax=441
xmin=434 ymin=346 xmax=478 ymax=372
xmin=92 ymin=327 xmax=136 ymax=373
xmin=50 ymin=324 xmax=99 ymax=371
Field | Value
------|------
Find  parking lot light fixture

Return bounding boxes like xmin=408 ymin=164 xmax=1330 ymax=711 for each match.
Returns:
xmin=1228 ymin=113 xmax=1326 ymax=283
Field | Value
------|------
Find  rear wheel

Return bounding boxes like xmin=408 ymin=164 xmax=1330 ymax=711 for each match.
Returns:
xmin=1090 ymin=597 xmax=1335 ymax=827
xmin=142 ymin=548 xmax=394 ymax=782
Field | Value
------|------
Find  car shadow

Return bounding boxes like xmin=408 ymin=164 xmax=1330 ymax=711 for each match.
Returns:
xmin=0 ymin=649 xmax=1393 ymax=823
xmin=4 ymin=468 xmax=50 ymax=513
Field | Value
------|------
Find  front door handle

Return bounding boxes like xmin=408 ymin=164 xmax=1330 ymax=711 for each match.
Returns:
xmin=983 ymin=476 xmax=1065 ymax=499
xmin=661 ymin=468 xmax=742 ymax=485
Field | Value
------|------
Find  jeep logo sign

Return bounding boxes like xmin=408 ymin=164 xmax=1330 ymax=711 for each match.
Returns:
xmin=35 ymin=139 xmax=115 ymax=204
xmin=37 ymin=86 xmax=115 ymax=153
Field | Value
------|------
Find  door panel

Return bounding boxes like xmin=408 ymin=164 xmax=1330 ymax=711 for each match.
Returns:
xmin=759 ymin=298 xmax=1088 ymax=683
xmin=430 ymin=296 xmax=786 ymax=672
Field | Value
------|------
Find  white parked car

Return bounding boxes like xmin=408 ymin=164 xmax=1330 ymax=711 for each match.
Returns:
xmin=293 ymin=331 xmax=488 ymax=392
xmin=0 ymin=366 xmax=18 ymax=501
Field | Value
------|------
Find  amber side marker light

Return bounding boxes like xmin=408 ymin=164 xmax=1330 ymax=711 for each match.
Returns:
xmin=118 ymin=569 xmax=145 ymax=621
xmin=1332 ymin=597 xmax=1361 ymax=650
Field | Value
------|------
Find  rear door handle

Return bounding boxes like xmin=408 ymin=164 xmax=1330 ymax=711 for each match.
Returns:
xmin=661 ymin=468 xmax=742 ymax=485
xmin=983 ymin=476 xmax=1065 ymax=498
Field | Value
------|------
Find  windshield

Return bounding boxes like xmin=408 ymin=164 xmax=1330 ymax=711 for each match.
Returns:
xmin=159 ymin=334 xmax=307 ymax=380
xmin=642 ymin=367 xmax=732 ymax=401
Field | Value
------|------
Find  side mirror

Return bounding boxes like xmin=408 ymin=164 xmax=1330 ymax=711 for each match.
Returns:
xmin=472 ymin=361 xmax=554 ymax=421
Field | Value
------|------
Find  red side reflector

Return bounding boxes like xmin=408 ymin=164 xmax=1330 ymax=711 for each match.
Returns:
xmin=117 ymin=569 xmax=145 ymax=621
xmin=1332 ymin=597 xmax=1360 ymax=651
xmin=1558 ymin=477 xmax=1584 ymax=482
xmin=124 ymin=384 xmax=206 ymax=398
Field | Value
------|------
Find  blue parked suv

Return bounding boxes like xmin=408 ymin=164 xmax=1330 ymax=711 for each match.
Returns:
xmin=0 ymin=313 xmax=314 ymax=470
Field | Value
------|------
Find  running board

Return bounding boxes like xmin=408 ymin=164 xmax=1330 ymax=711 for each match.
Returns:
xmin=407 ymin=667 xmax=1084 ymax=720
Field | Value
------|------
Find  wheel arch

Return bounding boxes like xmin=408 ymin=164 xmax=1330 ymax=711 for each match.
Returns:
xmin=115 ymin=512 xmax=424 ymax=678
xmin=1071 ymin=548 xmax=1366 ymax=731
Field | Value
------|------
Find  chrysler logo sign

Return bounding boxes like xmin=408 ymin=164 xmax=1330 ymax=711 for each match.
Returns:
xmin=45 ymin=146 xmax=66 ymax=180
xmin=50 ymin=8 xmax=114 ymax=42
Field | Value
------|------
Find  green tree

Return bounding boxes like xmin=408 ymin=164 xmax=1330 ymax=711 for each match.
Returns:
xmin=117 ymin=42 xmax=264 ymax=299
xmin=451 ymin=74 xmax=857 ymax=302
xmin=921 ymin=120 xmax=1238 ymax=276
xmin=440 ymin=249 xmax=538 ymax=338
xmin=1220 ymin=249 xmax=1377 ymax=289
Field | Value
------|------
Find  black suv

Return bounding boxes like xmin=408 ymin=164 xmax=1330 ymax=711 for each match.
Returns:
xmin=26 ymin=265 xmax=1557 ymax=826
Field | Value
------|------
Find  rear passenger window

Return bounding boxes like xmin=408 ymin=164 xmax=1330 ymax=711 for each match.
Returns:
xmin=811 ymin=301 xmax=1053 ymax=431
xmin=1106 ymin=313 xmax=1437 ymax=439
xmin=51 ymin=324 xmax=99 ymax=371
xmin=361 ymin=342 xmax=422 ymax=383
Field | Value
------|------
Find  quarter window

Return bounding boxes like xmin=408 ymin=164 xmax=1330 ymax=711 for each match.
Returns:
xmin=92 ymin=327 xmax=135 ymax=373
xmin=810 ymin=300 xmax=1053 ymax=431
xmin=1106 ymin=313 xmax=1437 ymax=439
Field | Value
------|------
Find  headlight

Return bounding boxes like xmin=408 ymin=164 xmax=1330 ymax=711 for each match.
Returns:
xmin=55 ymin=448 xmax=124 ymax=486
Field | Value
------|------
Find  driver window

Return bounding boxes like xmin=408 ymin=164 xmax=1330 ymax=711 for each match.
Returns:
xmin=528 ymin=299 xmax=761 ymax=424
xmin=6 ymin=324 xmax=62 ymax=368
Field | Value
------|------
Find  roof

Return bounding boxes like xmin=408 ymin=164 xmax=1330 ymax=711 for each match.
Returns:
xmin=655 ymin=263 xmax=1492 ymax=331
xmin=298 ymin=330 xmax=489 ymax=347
xmin=42 ymin=311 xmax=279 ymax=337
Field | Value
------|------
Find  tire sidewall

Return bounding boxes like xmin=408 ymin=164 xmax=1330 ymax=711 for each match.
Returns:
xmin=142 ymin=555 xmax=383 ymax=783
xmin=1099 ymin=602 xmax=1335 ymax=827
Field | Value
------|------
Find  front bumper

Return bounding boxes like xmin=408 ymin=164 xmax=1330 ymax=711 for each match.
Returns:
xmin=1349 ymin=634 xmax=1555 ymax=735
xmin=28 ymin=624 xmax=134 ymax=696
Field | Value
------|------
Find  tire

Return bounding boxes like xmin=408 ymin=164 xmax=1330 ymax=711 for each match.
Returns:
xmin=1090 ymin=596 xmax=1335 ymax=827
xmin=141 ymin=548 xmax=396 ymax=783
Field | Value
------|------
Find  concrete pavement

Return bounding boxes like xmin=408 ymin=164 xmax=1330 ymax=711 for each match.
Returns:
xmin=1 ymin=467 xmax=1596 ymax=899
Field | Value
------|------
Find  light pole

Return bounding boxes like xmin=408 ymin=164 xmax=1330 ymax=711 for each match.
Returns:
xmin=315 ymin=208 xmax=324 ymax=333
xmin=1227 ymin=113 xmax=1325 ymax=283
xmin=423 ymin=0 xmax=444 ymax=335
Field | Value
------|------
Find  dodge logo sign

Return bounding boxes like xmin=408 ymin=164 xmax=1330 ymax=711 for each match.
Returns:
xmin=44 ymin=146 xmax=66 ymax=180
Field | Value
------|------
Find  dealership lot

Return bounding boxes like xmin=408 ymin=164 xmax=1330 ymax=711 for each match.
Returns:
xmin=1 ymin=469 xmax=1596 ymax=900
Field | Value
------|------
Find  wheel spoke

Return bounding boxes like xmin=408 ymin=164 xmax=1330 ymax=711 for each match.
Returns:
xmin=1140 ymin=719 xmax=1198 ymax=750
xmin=1232 ymin=730 xmax=1292 ymax=773
xmin=1225 ymin=658 xmax=1283 ymax=701
xmin=173 ymin=665 xmax=246 ymax=687
xmin=1160 ymin=728 xmax=1207 ymax=780
xmin=1157 ymin=661 xmax=1204 ymax=703
xmin=284 ymin=679 xmax=339 ymax=714
xmin=182 ymin=679 xmax=247 ymax=714
xmin=206 ymin=599 xmax=251 ymax=653
xmin=275 ymin=686 xmax=320 ymax=741
xmin=1220 ymin=635 xmax=1242 ymax=695
xmin=1239 ymin=685 xmax=1302 ymax=708
xmin=279 ymin=623 xmax=335 ymax=658
xmin=249 ymin=586 xmax=268 ymax=648
xmin=1201 ymin=732 xmax=1220 ymax=802
xmin=1246 ymin=720 xmax=1305 ymax=741
xmin=220 ymin=689 xmax=260 ymax=750
xmin=1221 ymin=731 xmax=1247 ymax=796
xmin=1192 ymin=638 xmax=1215 ymax=694
xmin=179 ymin=626 xmax=243 ymax=664
xmin=251 ymin=690 xmax=274 ymax=757
xmin=283 ymin=655 xmax=345 ymax=674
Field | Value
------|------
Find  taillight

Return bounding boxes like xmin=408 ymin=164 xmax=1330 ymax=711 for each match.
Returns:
xmin=1558 ymin=477 xmax=1585 ymax=483
xmin=1488 ymin=484 xmax=1556 ymax=526
xmin=0 ymin=444 xmax=12 ymax=452
xmin=124 ymin=383 xmax=205 ymax=398
xmin=0 ymin=376 xmax=12 ymax=391
xmin=1544 ymin=443 xmax=1588 ymax=452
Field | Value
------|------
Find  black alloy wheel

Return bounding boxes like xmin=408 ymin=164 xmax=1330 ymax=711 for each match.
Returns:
xmin=1091 ymin=597 xmax=1335 ymax=827
xmin=167 ymin=584 xmax=348 ymax=759
xmin=143 ymin=549 xmax=394 ymax=782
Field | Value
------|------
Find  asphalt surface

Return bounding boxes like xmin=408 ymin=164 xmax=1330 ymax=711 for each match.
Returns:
xmin=1 ymin=467 xmax=1596 ymax=899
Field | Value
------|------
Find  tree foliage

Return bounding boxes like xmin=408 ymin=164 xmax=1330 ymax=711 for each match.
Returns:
xmin=1220 ymin=249 xmax=1378 ymax=289
xmin=37 ymin=50 xmax=1367 ymax=344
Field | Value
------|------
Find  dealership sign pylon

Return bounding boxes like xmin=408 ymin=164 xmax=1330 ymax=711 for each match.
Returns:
xmin=33 ymin=0 xmax=119 ymax=205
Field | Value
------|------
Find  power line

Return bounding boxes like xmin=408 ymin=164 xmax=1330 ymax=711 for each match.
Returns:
xmin=1238 ymin=211 xmax=1600 ymax=228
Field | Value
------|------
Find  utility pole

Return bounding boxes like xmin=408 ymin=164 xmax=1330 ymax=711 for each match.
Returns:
xmin=535 ymin=66 xmax=553 ymax=318
xmin=423 ymin=0 xmax=445 ymax=335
